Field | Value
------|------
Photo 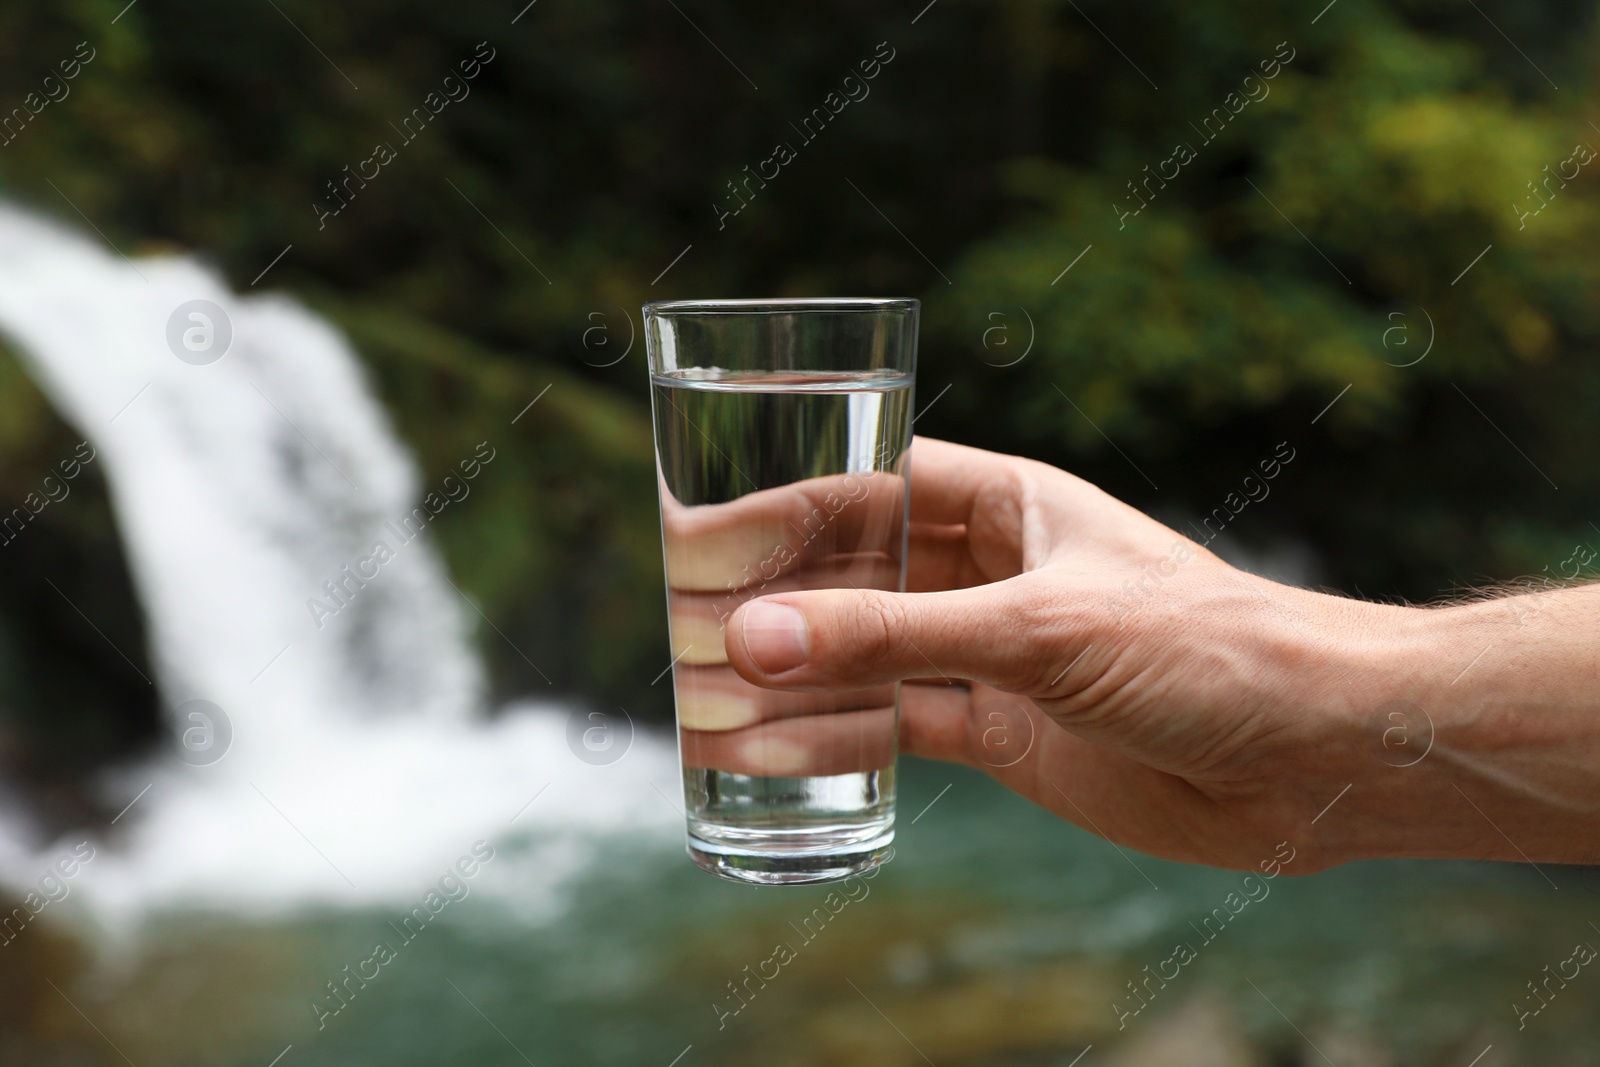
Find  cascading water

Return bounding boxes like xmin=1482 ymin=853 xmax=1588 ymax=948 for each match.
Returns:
xmin=0 ymin=203 xmax=677 ymax=927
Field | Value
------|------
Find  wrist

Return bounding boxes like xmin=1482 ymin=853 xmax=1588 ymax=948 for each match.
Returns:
xmin=1310 ymin=588 xmax=1600 ymax=867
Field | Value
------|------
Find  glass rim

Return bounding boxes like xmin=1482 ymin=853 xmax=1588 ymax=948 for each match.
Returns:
xmin=643 ymin=297 xmax=919 ymax=316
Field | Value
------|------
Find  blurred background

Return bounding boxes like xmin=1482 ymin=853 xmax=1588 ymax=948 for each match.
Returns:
xmin=0 ymin=0 xmax=1597 ymax=1063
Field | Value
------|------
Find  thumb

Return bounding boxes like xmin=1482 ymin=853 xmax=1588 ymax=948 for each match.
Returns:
xmin=726 ymin=581 xmax=1071 ymax=693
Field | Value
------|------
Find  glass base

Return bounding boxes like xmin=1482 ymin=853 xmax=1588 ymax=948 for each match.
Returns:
xmin=687 ymin=822 xmax=895 ymax=885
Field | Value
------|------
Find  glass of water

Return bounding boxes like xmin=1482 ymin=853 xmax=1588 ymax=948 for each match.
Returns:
xmin=644 ymin=298 xmax=917 ymax=885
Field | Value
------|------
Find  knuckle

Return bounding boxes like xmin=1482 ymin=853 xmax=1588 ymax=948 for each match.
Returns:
xmin=1001 ymin=582 xmax=1076 ymax=692
xmin=860 ymin=589 xmax=912 ymax=663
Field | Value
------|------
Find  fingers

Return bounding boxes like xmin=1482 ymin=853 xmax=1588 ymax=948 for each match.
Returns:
xmin=906 ymin=437 xmax=1026 ymax=526
xmin=913 ymin=436 xmax=1186 ymax=570
xmin=898 ymin=683 xmax=1218 ymax=860
xmin=671 ymin=664 xmax=896 ymax=731
xmin=667 ymin=556 xmax=902 ymax=664
xmin=660 ymin=469 xmax=906 ymax=591
xmin=661 ymin=437 xmax=1036 ymax=598
xmin=668 ymin=526 xmax=981 ymax=666
xmin=681 ymin=680 xmax=988 ymax=777
xmin=899 ymin=682 xmax=1050 ymax=775
xmin=898 ymin=682 xmax=981 ymax=767
xmin=680 ymin=707 xmax=896 ymax=776
xmin=726 ymin=577 xmax=1076 ymax=695
xmin=905 ymin=523 xmax=991 ymax=592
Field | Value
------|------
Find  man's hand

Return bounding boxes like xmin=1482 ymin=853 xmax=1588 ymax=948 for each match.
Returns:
xmin=724 ymin=437 xmax=1600 ymax=871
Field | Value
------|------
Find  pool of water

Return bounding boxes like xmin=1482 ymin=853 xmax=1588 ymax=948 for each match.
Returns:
xmin=6 ymin=754 xmax=1596 ymax=1066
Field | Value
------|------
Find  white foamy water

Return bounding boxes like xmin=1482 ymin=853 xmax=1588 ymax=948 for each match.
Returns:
xmin=0 ymin=203 xmax=680 ymax=930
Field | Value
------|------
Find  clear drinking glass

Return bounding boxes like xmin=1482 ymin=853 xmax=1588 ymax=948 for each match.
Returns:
xmin=644 ymin=298 xmax=918 ymax=885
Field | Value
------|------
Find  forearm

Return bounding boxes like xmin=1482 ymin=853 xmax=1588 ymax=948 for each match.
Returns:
xmin=1318 ymin=583 xmax=1600 ymax=866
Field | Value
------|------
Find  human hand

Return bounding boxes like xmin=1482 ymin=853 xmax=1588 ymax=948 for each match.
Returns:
xmin=723 ymin=437 xmax=1600 ymax=871
xmin=661 ymin=467 xmax=906 ymax=777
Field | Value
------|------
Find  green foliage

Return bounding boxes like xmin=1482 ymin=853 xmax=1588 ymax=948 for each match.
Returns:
xmin=0 ymin=0 xmax=1596 ymax=717
xmin=323 ymin=296 xmax=668 ymax=713
xmin=930 ymin=3 xmax=1600 ymax=592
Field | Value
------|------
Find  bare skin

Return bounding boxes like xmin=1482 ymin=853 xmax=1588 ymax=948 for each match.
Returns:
xmin=722 ymin=437 xmax=1600 ymax=873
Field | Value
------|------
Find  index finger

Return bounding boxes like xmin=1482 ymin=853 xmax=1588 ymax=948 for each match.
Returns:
xmin=661 ymin=468 xmax=906 ymax=591
xmin=906 ymin=437 xmax=1029 ymax=526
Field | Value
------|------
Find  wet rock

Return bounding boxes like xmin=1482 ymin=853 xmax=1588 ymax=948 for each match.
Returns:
xmin=0 ymin=342 xmax=160 ymax=831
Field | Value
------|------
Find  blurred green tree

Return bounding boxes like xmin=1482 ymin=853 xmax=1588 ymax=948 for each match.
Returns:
xmin=0 ymin=0 xmax=1594 ymax=731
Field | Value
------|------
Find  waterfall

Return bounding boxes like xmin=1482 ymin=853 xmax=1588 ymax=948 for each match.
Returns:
xmin=0 ymin=203 xmax=678 ymax=927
